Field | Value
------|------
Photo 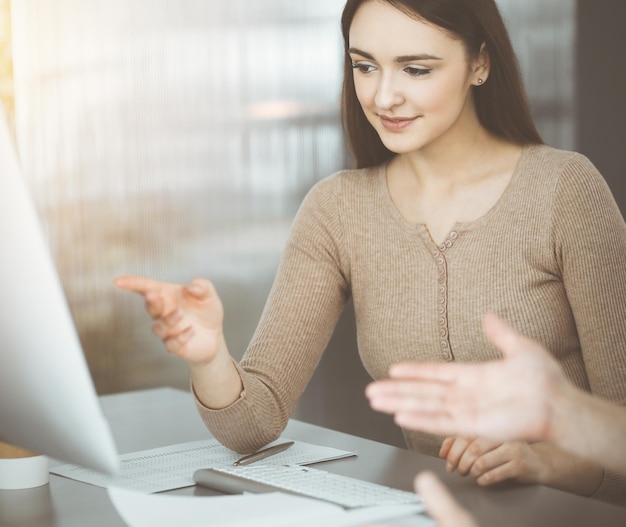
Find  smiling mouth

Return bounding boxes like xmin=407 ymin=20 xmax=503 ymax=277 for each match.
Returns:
xmin=379 ymin=115 xmax=417 ymax=131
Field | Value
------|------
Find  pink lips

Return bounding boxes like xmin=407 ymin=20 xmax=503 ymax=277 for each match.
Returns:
xmin=379 ymin=115 xmax=417 ymax=132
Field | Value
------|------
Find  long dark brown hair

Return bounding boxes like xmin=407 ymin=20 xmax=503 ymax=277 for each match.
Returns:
xmin=340 ymin=0 xmax=543 ymax=168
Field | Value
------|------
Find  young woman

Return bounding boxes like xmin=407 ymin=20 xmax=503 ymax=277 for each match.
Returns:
xmin=116 ymin=0 xmax=626 ymax=504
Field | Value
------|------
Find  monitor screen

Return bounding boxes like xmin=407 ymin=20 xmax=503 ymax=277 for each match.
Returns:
xmin=0 ymin=103 xmax=119 ymax=474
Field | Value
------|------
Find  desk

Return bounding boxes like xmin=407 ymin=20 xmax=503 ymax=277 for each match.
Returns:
xmin=1 ymin=387 xmax=625 ymax=527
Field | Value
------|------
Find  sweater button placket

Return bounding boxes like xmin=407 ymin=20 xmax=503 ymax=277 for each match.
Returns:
xmin=434 ymin=234 xmax=457 ymax=362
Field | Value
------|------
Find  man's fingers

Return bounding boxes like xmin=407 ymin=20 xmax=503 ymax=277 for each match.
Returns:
xmin=388 ymin=361 xmax=460 ymax=382
xmin=416 ymin=471 xmax=476 ymax=527
xmin=394 ymin=412 xmax=458 ymax=436
xmin=483 ymin=313 xmax=548 ymax=363
xmin=482 ymin=313 xmax=539 ymax=360
xmin=366 ymin=378 xmax=449 ymax=400
xmin=481 ymin=313 xmax=518 ymax=356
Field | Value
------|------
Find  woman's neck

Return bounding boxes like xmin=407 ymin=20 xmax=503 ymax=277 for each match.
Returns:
xmin=394 ymin=129 xmax=515 ymax=190
xmin=385 ymin=132 xmax=523 ymax=244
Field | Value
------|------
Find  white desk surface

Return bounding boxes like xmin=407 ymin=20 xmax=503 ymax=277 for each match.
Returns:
xmin=1 ymin=387 xmax=625 ymax=527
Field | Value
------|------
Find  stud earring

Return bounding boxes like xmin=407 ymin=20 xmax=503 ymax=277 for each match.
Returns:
xmin=477 ymin=78 xmax=484 ymax=85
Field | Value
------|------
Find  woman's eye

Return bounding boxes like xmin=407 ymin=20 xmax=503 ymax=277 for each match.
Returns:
xmin=351 ymin=62 xmax=376 ymax=74
xmin=404 ymin=66 xmax=431 ymax=77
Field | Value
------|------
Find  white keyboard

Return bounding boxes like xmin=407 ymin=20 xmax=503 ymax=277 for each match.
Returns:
xmin=193 ymin=464 xmax=423 ymax=510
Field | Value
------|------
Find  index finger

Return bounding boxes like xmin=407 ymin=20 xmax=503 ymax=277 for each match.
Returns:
xmin=114 ymin=275 xmax=167 ymax=295
xmin=416 ymin=471 xmax=477 ymax=527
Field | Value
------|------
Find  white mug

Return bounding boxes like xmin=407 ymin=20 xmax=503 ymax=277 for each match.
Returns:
xmin=0 ymin=443 xmax=49 ymax=490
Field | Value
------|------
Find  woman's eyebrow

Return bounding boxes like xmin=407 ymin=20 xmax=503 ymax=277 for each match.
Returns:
xmin=395 ymin=53 xmax=442 ymax=62
xmin=348 ymin=47 xmax=442 ymax=62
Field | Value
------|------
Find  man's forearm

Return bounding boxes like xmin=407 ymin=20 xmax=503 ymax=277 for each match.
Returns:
xmin=550 ymin=383 xmax=626 ymax=476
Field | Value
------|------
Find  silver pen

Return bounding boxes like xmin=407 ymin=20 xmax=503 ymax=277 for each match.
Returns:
xmin=233 ymin=441 xmax=295 ymax=466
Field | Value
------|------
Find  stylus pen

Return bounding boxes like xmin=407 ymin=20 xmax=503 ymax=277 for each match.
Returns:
xmin=233 ymin=441 xmax=295 ymax=466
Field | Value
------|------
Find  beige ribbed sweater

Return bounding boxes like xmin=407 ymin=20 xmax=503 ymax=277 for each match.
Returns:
xmin=196 ymin=144 xmax=626 ymax=504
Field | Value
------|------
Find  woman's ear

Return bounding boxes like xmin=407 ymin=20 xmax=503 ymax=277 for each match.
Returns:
xmin=472 ymin=42 xmax=490 ymax=86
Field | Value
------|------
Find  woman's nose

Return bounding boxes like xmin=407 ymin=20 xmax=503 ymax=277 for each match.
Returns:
xmin=375 ymin=74 xmax=404 ymax=110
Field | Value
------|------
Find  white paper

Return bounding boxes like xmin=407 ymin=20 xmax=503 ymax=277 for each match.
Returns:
xmin=52 ymin=438 xmax=355 ymax=493
xmin=108 ymin=487 xmax=434 ymax=527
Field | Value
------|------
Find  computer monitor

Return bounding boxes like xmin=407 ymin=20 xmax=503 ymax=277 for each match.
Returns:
xmin=0 ymin=103 xmax=119 ymax=474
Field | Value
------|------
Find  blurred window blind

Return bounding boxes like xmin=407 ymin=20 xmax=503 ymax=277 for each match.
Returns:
xmin=11 ymin=0 xmax=346 ymax=392
xmin=497 ymin=0 xmax=576 ymax=148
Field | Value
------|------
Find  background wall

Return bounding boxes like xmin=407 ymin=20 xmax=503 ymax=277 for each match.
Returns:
xmin=575 ymin=0 xmax=626 ymax=213
xmin=5 ymin=0 xmax=625 ymax=448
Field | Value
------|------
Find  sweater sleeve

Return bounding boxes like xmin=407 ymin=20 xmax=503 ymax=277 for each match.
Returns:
xmin=552 ymin=153 xmax=626 ymax=504
xmin=194 ymin=174 xmax=350 ymax=454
